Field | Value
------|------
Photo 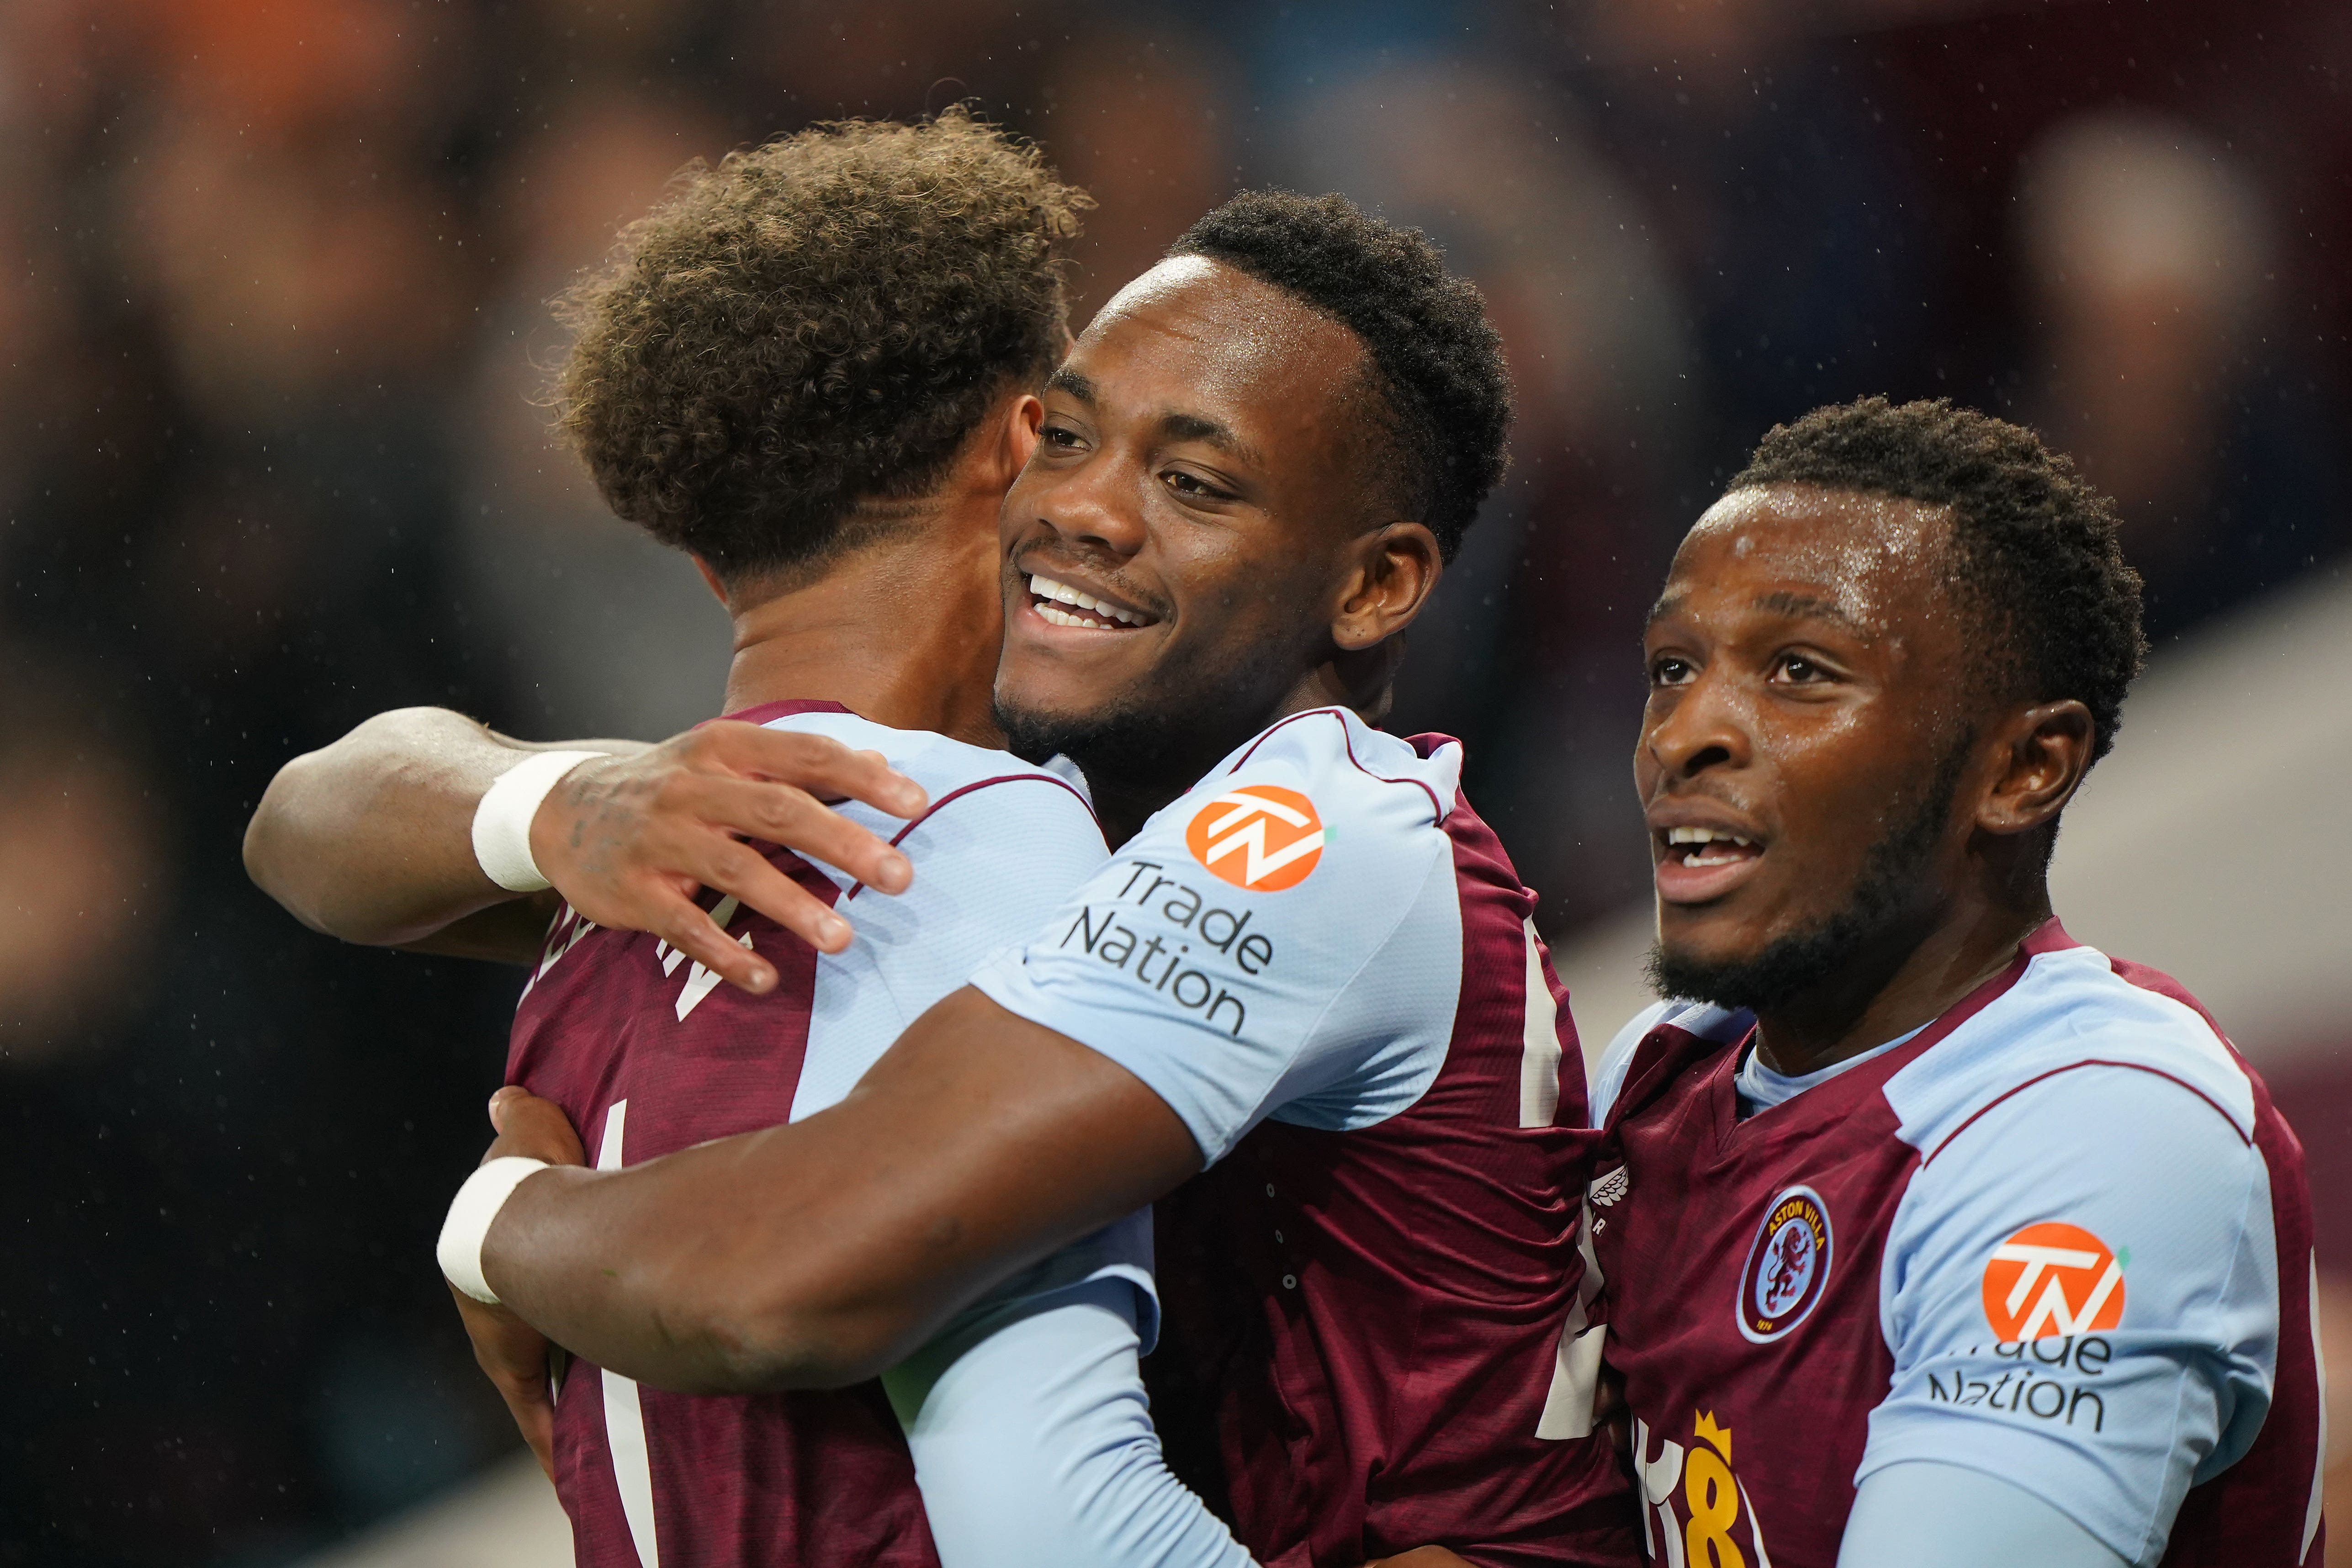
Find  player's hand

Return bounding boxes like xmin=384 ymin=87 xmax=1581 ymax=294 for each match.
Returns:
xmin=528 ymin=722 xmax=928 ymax=992
xmin=456 ymin=1087 xmax=589 ymax=1477
xmin=452 ymin=1282 xmax=563 ymax=1478
xmin=486 ymin=1085 xmax=586 ymax=1167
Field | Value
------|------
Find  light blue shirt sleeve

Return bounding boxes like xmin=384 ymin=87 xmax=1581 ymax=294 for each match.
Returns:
xmin=1839 ymin=1461 xmax=2127 ymax=1568
xmin=1864 ymin=1065 xmax=2279 ymax=1567
xmin=882 ymin=1277 xmax=1256 ymax=1568
xmin=969 ymin=711 xmax=1464 ymax=1164
xmin=775 ymin=722 xmax=1180 ymax=1545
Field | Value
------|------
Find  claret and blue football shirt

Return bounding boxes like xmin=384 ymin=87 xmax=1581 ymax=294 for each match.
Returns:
xmin=1588 ymin=920 xmax=2325 ymax=1568
xmin=975 ymin=706 xmax=1638 ymax=1567
xmin=509 ymin=700 xmax=1178 ymax=1568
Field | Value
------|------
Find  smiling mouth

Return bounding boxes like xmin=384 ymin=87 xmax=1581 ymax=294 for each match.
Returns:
xmin=1027 ymin=572 xmax=1157 ymax=630
xmin=1659 ymin=825 xmax=1763 ymax=869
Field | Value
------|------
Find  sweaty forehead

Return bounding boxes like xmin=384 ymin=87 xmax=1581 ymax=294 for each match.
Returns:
xmin=1658 ymin=484 xmax=1958 ymax=634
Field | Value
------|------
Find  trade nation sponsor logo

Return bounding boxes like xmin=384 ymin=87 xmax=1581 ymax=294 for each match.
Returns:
xmin=1918 ymin=1222 xmax=2128 ymax=1435
xmin=1982 ymin=1221 xmax=2125 ymax=1341
xmin=1050 ymin=783 xmax=1323 ymax=1040
xmin=1185 ymin=785 xmax=1328 ymax=891
xmin=1057 ymin=859 xmax=1277 ymax=1038
xmin=1735 ymin=1185 xmax=1832 ymax=1342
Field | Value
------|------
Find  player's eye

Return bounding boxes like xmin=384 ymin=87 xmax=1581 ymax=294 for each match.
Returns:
xmin=1649 ymin=655 xmax=1695 ymax=687
xmin=1040 ymin=423 xmax=1085 ymax=450
xmin=1162 ymin=468 xmax=1234 ymax=503
xmin=1774 ymin=652 xmax=1828 ymax=683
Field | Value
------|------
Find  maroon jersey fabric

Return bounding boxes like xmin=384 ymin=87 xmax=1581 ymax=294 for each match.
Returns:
xmin=1145 ymin=769 xmax=1640 ymax=1568
xmin=1592 ymin=922 xmax=2324 ymax=1568
xmin=502 ymin=697 xmax=1112 ymax=1568
xmin=512 ymin=870 xmax=940 ymax=1568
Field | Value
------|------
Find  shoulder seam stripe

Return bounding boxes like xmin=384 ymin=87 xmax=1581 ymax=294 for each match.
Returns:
xmin=1920 ymin=1058 xmax=2253 ymax=1166
xmin=2103 ymin=952 xmax=2236 ymax=1048
xmin=840 ymin=773 xmax=1098 ymax=902
xmin=1225 ymin=708 xmax=1445 ymax=824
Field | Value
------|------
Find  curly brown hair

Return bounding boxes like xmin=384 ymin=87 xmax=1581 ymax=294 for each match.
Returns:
xmin=552 ymin=107 xmax=1089 ymax=582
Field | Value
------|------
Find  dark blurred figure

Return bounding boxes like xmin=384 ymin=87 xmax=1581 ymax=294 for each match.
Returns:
xmin=0 ymin=1 xmax=522 ymax=1563
xmin=2016 ymin=109 xmax=2347 ymax=646
xmin=1561 ymin=0 xmax=1941 ymax=486
xmin=1034 ymin=26 xmax=1231 ymax=325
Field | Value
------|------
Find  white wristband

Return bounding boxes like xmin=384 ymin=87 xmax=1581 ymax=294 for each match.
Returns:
xmin=437 ymin=1155 xmax=551 ymax=1304
xmin=471 ymin=750 xmax=609 ymax=893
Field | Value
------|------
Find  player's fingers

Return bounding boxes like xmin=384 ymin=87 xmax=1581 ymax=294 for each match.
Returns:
xmin=699 ymin=723 xmax=927 ymax=819
xmin=682 ymin=839 xmax=863 ymax=964
xmin=519 ymin=1405 xmax=556 ymax=1481
xmin=486 ymin=1090 xmax=588 ymax=1167
xmin=688 ymin=774 xmax=913 ymax=894
xmin=490 ymin=1370 xmax=556 ymax=1476
xmin=639 ymin=886 xmax=819 ymax=996
xmin=643 ymin=813 xmax=880 ymax=958
xmin=1589 ymin=1364 xmax=1627 ymax=1425
xmin=450 ymin=1286 xmax=556 ymax=1474
xmin=489 ymin=1372 xmax=557 ymax=1478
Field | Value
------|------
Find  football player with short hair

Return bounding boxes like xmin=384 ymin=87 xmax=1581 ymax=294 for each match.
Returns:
xmin=1589 ymin=398 xmax=2323 ymax=1568
xmin=254 ymin=106 xmax=1256 ymax=1568
xmin=252 ymin=180 xmax=1638 ymax=1564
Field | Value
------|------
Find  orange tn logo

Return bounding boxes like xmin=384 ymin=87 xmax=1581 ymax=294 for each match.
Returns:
xmin=1982 ymin=1222 xmax=2125 ymax=1341
xmin=1185 ymin=785 xmax=1328 ymax=891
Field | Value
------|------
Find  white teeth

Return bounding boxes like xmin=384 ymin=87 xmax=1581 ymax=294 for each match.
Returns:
xmin=1028 ymin=573 xmax=1146 ymax=627
xmin=1666 ymin=826 xmax=1754 ymax=847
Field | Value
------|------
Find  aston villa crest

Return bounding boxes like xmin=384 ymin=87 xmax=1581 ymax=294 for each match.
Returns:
xmin=1736 ymin=1185 xmax=1833 ymax=1342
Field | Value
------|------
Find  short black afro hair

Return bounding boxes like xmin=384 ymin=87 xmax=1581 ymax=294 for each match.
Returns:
xmin=1729 ymin=397 xmax=2147 ymax=763
xmin=1166 ymin=191 xmax=1512 ymax=561
xmin=554 ymin=107 xmax=1088 ymax=583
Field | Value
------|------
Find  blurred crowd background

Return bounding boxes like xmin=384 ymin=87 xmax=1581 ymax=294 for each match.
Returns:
xmin=2 ymin=0 xmax=2347 ymax=1562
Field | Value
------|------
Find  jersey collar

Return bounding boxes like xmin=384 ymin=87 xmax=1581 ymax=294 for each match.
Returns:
xmin=706 ymin=699 xmax=857 ymax=728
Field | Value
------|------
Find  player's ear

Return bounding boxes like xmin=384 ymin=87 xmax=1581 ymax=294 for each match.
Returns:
xmin=1331 ymin=522 xmax=1442 ymax=652
xmin=996 ymin=394 xmax=1046 ymax=482
xmin=1976 ymin=699 xmax=2094 ymax=837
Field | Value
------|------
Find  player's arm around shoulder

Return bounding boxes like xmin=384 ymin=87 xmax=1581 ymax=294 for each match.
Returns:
xmin=460 ymin=720 xmax=1451 ymax=1393
xmin=475 ymin=982 xmax=1202 ymax=1392
xmin=1863 ymin=1060 xmax=2278 ymax=1566
xmin=244 ymin=707 xmax=927 ymax=980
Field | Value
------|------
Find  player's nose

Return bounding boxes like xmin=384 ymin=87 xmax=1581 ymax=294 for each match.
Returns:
xmin=1029 ymin=448 xmax=1148 ymax=558
xmin=1644 ymin=670 xmax=1752 ymax=781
